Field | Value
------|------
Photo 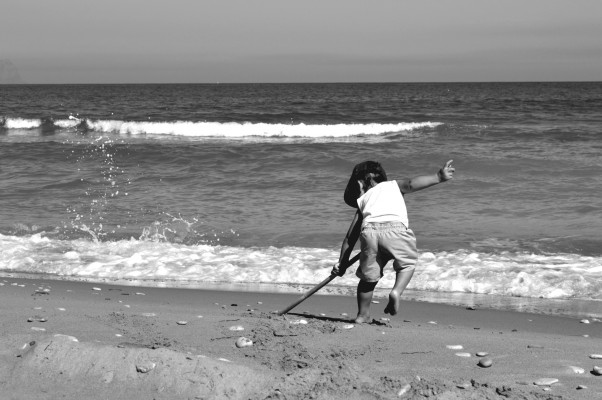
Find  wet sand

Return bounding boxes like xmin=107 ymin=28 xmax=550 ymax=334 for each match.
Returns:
xmin=1 ymin=277 xmax=601 ymax=399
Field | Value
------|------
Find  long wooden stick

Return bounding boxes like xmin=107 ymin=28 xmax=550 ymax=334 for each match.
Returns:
xmin=277 ymin=253 xmax=360 ymax=316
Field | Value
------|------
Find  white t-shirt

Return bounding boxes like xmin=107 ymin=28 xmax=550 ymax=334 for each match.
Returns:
xmin=357 ymin=180 xmax=409 ymax=228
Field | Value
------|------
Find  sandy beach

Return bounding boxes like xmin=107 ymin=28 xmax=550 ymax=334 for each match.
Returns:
xmin=0 ymin=276 xmax=600 ymax=400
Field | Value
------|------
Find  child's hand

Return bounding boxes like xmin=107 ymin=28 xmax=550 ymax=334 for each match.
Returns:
xmin=331 ymin=262 xmax=347 ymax=277
xmin=438 ymin=160 xmax=455 ymax=182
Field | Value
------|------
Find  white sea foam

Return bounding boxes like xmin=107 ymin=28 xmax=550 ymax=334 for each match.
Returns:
xmin=0 ymin=233 xmax=600 ymax=302
xmin=54 ymin=119 xmax=80 ymax=128
xmin=83 ymin=120 xmax=440 ymax=137
xmin=4 ymin=118 xmax=42 ymax=129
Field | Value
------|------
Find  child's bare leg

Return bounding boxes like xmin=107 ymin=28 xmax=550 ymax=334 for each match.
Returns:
xmin=355 ymin=280 xmax=378 ymax=323
xmin=384 ymin=269 xmax=414 ymax=315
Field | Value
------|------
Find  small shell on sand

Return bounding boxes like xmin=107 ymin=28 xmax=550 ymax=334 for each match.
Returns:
xmin=92 ymin=287 xmax=101 ymax=291
xmin=568 ymin=366 xmax=585 ymax=374
xmin=31 ymin=327 xmax=46 ymax=331
xmin=54 ymin=334 xmax=78 ymax=342
xmin=217 ymin=358 xmax=231 ymax=362
xmin=235 ymin=337 xmax=253 ymax=348
xmin=428 ymin=321 xmax=437 ymax=325
xmin=533 ymin=378 xmax=558 ymax=386
xmin=455 ymin=352 xmax=471 ymax=358
xmin=176 ymin=321 xmax=188 ymax=325
xmin=342 ymin=324 xmax=354 ymax=329
xmin=580 ymin=319 xmax=590 ymax=324
xmin=397 ymin=383 xmax=411 ymax=396
xmin=590 ymin=354 xmax=602 ymax=359
xmin=592 ymin=366 xmax=602 ymax=376
xmin=577 ymin=385 xmax=587 ymax=390
xmin=476 ymin=352 xmax=489 ymax=357
xmin=289 ymin=319 xmax=308 ymax=325
xmin=478 ymin=358 xmax=493 ymax=368
xmin=456 ymin=382 xmax=471 ymax=389
xmin=229 ymin=325 xmax=245 ymax=331
xmin=446 ymin=345 xmax=463 ymax=350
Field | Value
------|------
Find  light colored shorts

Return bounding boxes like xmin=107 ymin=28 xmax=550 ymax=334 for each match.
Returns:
xmin=356 ymin=222 xmax=418 ymax=283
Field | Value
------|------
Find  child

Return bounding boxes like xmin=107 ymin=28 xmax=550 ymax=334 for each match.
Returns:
xmin=332 ymin=160 xmax=455 ymax=323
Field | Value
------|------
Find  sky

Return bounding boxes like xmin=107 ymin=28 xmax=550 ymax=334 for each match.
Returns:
xmin=1 ymin=0 xmax=601 ymax=84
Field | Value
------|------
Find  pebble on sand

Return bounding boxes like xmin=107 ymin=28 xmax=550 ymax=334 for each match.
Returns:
xmin=371 ymin=300 xmax=379 ymax=304
xmin=592 ymin=366 xmax=602 ymax=376
xmin=476 ymin=352 xmax=489 ymax=357
xmin=289 ymin=319 xmax=308 ymax=325
xmin=92 ymin=287 xmax=102 ymax=291
xmin=568 ymin=366 xmax=585 ymax=374
xmin=580 ymin=319 xmax=590 ymax=324
xmin=478 ymin=358 xmax=493 ymax=368
xmin=176 ymin=321 xmax=188 ymax=325
xmin=589 ymin=354 xmax=602 ymax=359
xmin=136 ymin=362 xmax=156 ymax=373
xmin=533 ymin=378 xmax=558 ymax=386
xmin=31 ymin=327 xmax=46 ymax=332
xmin=446 ymin=345 xmax=463 ymax=350
xmin=235 ymin=337 xmax=253 ymax=348
xmin=229 ymin=325 xmax=245 ymax=331
xmin=455 ymin=352 xmax=471 ymax=358
xmin=342 ymin=324 xmax=354 ymax=330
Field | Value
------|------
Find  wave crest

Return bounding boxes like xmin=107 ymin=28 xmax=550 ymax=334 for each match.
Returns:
xmin=1 ymin=116 xmax=442 ymax=138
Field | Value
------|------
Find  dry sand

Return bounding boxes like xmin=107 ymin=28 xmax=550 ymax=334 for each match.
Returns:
xmin=0 ymin=276 xmax=600 ymax=399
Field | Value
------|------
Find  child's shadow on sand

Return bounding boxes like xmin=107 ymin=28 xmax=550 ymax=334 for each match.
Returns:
xmin=287 ymin=312 xmax=389 ymax=326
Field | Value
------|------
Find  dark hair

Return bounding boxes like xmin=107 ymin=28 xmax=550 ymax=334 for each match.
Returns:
xmin=343 ymin=161 xmax=388 ymax=208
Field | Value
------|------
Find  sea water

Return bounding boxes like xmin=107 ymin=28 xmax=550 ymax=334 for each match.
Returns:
xmin=1 ymin=82 xmax=601 ymax=317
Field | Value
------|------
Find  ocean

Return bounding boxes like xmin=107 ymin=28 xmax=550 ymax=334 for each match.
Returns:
xmin=1 ymin=82 xmax=601 ymax=317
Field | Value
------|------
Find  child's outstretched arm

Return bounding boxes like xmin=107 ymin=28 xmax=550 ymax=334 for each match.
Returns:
xmin=398 ymin=160 xmax=455 ymax=194
xmin=332 ymin=210 xmax=363 ymax=276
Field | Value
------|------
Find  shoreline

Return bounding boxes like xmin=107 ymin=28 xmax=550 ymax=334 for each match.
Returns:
xmin=1 ymin=275 xmax=602 ymax=399
xmin=2 ymin=271 xmax=600 ymax=319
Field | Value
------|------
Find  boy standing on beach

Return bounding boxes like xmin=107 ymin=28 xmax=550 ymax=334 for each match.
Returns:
xmin=332 ymin=160 xmax=454 ymax=323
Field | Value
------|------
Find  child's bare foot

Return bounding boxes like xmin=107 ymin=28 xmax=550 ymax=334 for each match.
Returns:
xmin=354 ymin=314 xmax=371 ymax=324
xmin=384 ymin=290 xmax=401 ymax=315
